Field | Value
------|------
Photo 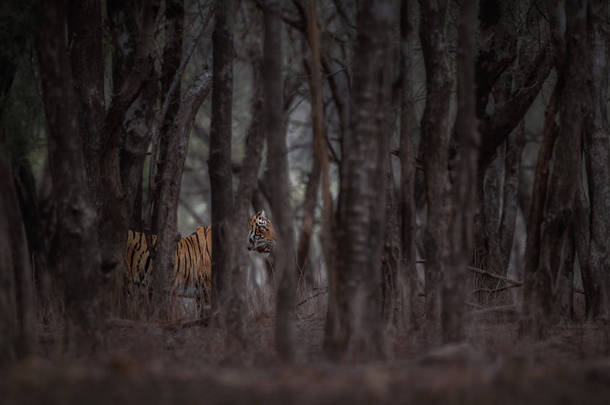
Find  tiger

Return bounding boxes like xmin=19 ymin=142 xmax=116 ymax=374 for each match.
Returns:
xmin=124 ymin=210 xmax=275 ymax=304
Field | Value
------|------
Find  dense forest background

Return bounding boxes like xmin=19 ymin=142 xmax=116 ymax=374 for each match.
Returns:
xmin=1 ymin=0 xmax=610 ymax=403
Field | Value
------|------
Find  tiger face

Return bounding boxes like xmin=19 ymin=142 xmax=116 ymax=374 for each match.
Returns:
xmin=247 ymin=210 xmax=276 ymax=253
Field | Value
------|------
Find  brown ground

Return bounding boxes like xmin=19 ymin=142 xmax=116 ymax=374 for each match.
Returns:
xmin=3 ymin=307 xmax=610 ymax=405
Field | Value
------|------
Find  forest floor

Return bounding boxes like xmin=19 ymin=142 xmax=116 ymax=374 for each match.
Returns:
xmin=3 ymin=305 xmax=610 ymax=405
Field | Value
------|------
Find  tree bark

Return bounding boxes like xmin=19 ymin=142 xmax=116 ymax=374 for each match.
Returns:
xmin=37 ymin=0 xmax=101 ymax=348
xmin=418 ymin=0 xmax=453 ymax=340
xmin=534 ymin=0 xmax=587 ymax=325
xmin=263 ymin=0 xmax=298 ymax=362
xmin=399 ymin=0 xmax=419 ymax=331
xmin=326 ymin=0 xmax=397 ymax=360
xmin=584 ymin=0 xmax=610 ymax=319
xmin=521 ymin=84 xmax=559 ymax=336
xmin=151 ymin=72 xmax=212 ymax=317
xmin=230 ymin=60 xmax=267 ymax=344
xmin=100 ymin=0 xmax=159 ymax=279
xmin=67 ymin=0 xmax=105 ymax=212
xmin=209 ymin=0 xmax=235 ymax=311
xmin=442 ymin=0 xmax=479 ymax=343
xmin=0 ymin=145 xmax=34 ymax=363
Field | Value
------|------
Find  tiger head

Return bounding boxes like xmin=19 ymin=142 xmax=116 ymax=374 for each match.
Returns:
xmin=248 ymin=210 xmax=276 ymax=253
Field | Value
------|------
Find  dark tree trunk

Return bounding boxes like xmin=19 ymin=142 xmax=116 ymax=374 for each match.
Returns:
xmin=531 ymin=0 xmax=587 ymax=327
xmin=100 ymin=0 xmax=159 ymax=280
xmin=474 ymin=1 xmax=552 ymax=286
xmin=151 ymin=72 xmax=212 ymax=317
xmin=67 ymin=0 xmax=105 ymax=212
xmin=442 ymin=0 xmax=479 ymax=344
xmin=296 ymin=158 xmax=320 ymax=285
xmin=121 ymin=79 xmax=159 ymax=230
xmin=521 ymin=85 xmax=559 ymax=336
xmin=399 ymin=0 xmax=419 ymax=331
xmin=37 ymin=0 xmax=101 ymax=347
xmin=325 ymin=0 xmax=397 ymax=360
xmin=263 ymin=0 xmax=297 ymax=361
xmin=584 ymin=0 xmax=610 ymax=318
xmin=0 ymin=145 xmax=34 ymax=363
xmin=230 ymin=61 xmax=266 ymax=343
xmin=209 ymin=0 xmax=235 ymax=310
xmin=382 ymin=164 xmax=401 ymax=325
xmin=296 ymin=0 xmax=331 ymax=288
xmin=498 ymin=122 xmax=525 ymax=273
xmin=152 ymin=0 xmax=184 ymax=229
xmin=418 ymin=0 xmax=453 ymax=340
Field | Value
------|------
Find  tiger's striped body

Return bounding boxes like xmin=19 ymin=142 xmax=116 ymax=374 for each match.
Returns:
xmin=124 ymin=211 xmax=275 ymax=303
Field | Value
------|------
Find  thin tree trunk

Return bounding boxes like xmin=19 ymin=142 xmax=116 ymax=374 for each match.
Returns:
xmin=418 ymin=0 xmax=453 ymax=340
xmin=0 ymin=145 xmax=34 ymax=363
xmin=209 ymin=0 xmax=235 ymax=311
xmin=498 ymin=121 xmax=525 ymax=273
xmin=399 ymin=0 xmax=419 ymax=331
xmin=263 ymin=0 xmax=297 ymax=362
xmin=521 ymin=84 xmax=559 ymax=336
xmin=37 ymin=0 xmax=101 ymax=348
xmin=443 ymin=0 xmax=479 ymax=343
xmin=296 ymin=158 xmax=320 ymax=284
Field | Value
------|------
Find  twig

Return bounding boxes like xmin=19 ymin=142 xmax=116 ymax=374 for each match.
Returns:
xmin=472 ymin=284 xmax=522 ymax=295
xmin=296 ymin=288 xmax=328 ymax=307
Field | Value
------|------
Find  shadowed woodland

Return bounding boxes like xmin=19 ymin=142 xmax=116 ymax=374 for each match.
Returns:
xmin=1 ymin=0 xmax=610 ymax=403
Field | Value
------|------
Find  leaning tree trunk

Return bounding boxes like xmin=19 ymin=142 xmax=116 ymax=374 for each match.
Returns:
xmin=100 ymin=0 xmax=159 ymax=283
xmin=37 ymin=0 xmax=101 ymax=348
xmin=262 ymin=0 xmax=298 ymax=362
xmin=443 ymin=0 xmax=479 ymax=343
xmin=418 ymin=0 xmax=453 ymax=341
xmin=523 ymin=0 xmax=589 ymax=334
xmin=151 ymin=72 xmax=212 ymax=318
xmin=209 ymin=0 xmax=235 ymax=312
xmin=325 ymin=0 xmax=397 ymax=360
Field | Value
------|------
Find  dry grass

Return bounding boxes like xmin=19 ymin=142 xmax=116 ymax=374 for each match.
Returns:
xmin=9 ymin=260 xmax=610 ymax=404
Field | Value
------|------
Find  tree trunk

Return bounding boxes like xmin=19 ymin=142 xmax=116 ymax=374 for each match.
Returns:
xmin=442 ymin=0 xmax=479 ymax=343
xmin=151 ymin=72 xmax=212 ymax=317
xmin=584 ymin=0 xmax=610 ymax=319
xmin=67 ymin=0 xmax=105 ymax=212
xmin=418 ymin=0 xmax=453 ymax=340
xmin=534 ymin=0 xmax=587 ymax=326
xmin=0 ymin=145 xmax=34 ymax=363
xmin=231 ymin=61 xmax=266 ymax=344
xmin=521 ymin=85 xmax=559 ymax=336
xmin=263 ymin=0 xmax=297 ymax=362
xmin=100 ymin=0 xmax=159 ymax=280
xmin=382 ymin=164 xmax=401 ymax=325
xmin=121 ymin=79 xmax=159 ymax=230
xmin=326 ymin=0 xmax=397 ymax=360
xmin=37 ymin=0 xmax=101 ymax=348
xmin=296 ymin=157 xmax=320 ymax=285
xmin=209 ymin=0 xmax=235 ymax=311
xmin=399 ymin=0 xmax=419 ymax=331
xmin=498 ymin=121 xmax=525 ymax=273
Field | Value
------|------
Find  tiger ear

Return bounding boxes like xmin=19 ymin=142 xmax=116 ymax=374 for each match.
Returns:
xmin=258 ymin=209 xmax=265 ymax=217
